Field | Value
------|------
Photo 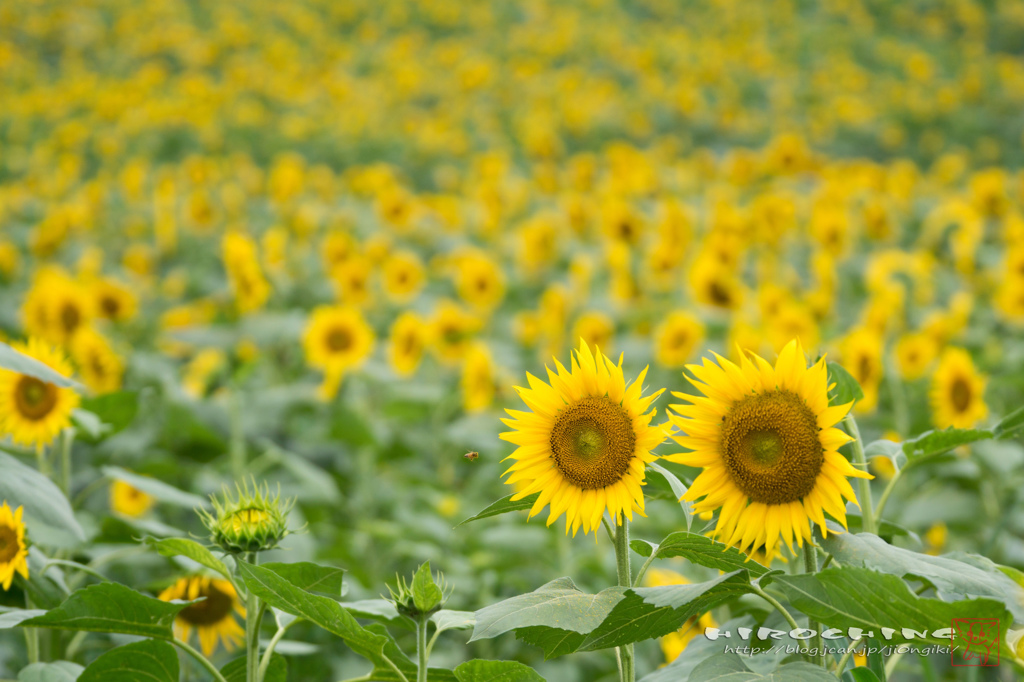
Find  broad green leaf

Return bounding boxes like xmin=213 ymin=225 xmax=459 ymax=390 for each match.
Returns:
xmin=902 ymin=427 xmax=992 ymax=462
xmin=222 ymin=653 xmax=287 ymax=682
xmin=144 ymin=537 xmax=229 ymax=579
xmin=773 ymin=567 xmax=1013 ymax=645
xmin=347 ymin=623 xmax=458 ymax=682
xmin=102 ymin=467 xmax=209 ymax=509
xmin=862 ymin=439 xmax=905 ymax=471
xmin=260 ymin=561 xmax=346 ymax=597
xmin=455 ymin=493 xmax=539 ymax=528
xmin=842 ymin=669 xmax=882 ymax=682
xmin=0 ymin=342 xmax=78 ymax=388
xmin=629 ymin=531 xmax=770 ymax=576
xmin=431 ymin=610 xmax=475 ymax=634
xmin=80 ymin=391 xmax=138 ymax=439
xmin=412 ymin=561 xmax=443 ymax=612
xmin=472 ymin=572 xmax=754 ymax=658
xmin=0 ymin=451 xmax=85 ymax=546
xmin=646 ymin=462 xmax=694 ymax=530
xmin=454 ymin=659 xmax=546 ymax=682
xmin=0 ymin=609 xmax=46 ymax=628
xmin=843 ymin=513 xmax=909 ymax=538
xmin=345 ymin=599 xmax=413 ymax=629
xmin=690 ymin=653 xmax=837 ymax=682
xmin=993 ymin=405 xmax=1024 ymax=439
xmin=71 ymin=409 xmax=107 ymax=441
xmin=20 ymin=583 xmax=191 ymax=639
xmin=78 ymin=640 xmax=178 ymax=682
xmin=637 ymin=616 xmax=756 ymax=682
xmin=236 ymin=561 xmax=389 ymax=663
xmin=827 ymin=362 xmax=863 ymax=406
xmin=23 ymin=549 xmax=70 ymax=609
xmin=819 ymin=532 xmax=1024 ymax=621
xmin=17 ymin=662 xmax=83 ymax=682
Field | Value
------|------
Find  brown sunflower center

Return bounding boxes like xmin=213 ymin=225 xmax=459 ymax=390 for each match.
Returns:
xmin=178 ymin=583 xmax=235 ymax=626
xmin=14 ymin=376 xmax=58 ymax=421
xmin=0 ymin=524 xmax=19 ymax=563
xmin=326 ymin=327 xmax=352 ymax=352
xmin=951 ymin=377 xmax=971 ymax=412
xmin=549 ymin=395 xmax=636 ymax=490
xmin=720 ymin=389 xmax=823 ymax=505
xmin=101 ymin=295 xmax=121 ymax=317
xmin=60 ymin=303 xmax=82 ymax=334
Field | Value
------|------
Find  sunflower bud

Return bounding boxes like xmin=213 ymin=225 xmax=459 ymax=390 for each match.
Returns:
xmin=386 ymin=562 xmax=452 ymax=619
xmin=198 ymin=479 xmax=294 ymax=554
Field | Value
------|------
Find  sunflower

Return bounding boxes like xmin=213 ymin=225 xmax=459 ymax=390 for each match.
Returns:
xmin=654 ymin=311 xmax=705 ymax=368
xmin=91 ymin=278 xmax=137 ymax=322
xmin=382 ymin=251 xmax=426 ymax=304
xmin=895 ymin=331 xmax=938 ymax=381
xmin=645 ymin=568 xmax=717 ymax=664
xmin=388 ymin=312 xmax=429 ymax=377
xmin=431 ymin=300 xmax=481 ymax=365
xmin=839 ymin=328 xmax=883 ymax=412
xmin=303 ymin=306 xmax=375 ymax=399
xmin=110 ymin=480 xmax=154 ymax=518
xmin=71 ymin=327 xmax=124 ymax=395
xmin=572 ymin=312 xmax=615 ymax=353
xmin=930 ymin=347 xmax=987 ymax=428
xmin=0 ymin=502 xmax=29 ymax=590
xmin=455 ymin=254 xmax=505 ymax=312
xmin=461 ymin=343 xmax=495 ymax=413
xmin=159 ymin=576 xmax=245 ymax=657
xmin=500 ymin=340 xmax=672 ymax=536
xmin=666 ymin=340 xmax=872 ymax=561
xmin=0 ymin=338 xmax=80 ymax=449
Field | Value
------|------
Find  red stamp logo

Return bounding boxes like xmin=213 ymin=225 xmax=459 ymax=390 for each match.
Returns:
xmin=952 ymin=618 xmax=1000 ymax=666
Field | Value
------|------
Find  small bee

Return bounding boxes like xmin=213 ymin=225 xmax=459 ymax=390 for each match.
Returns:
xmin=463 ymin=451 xmax=479 ymax=462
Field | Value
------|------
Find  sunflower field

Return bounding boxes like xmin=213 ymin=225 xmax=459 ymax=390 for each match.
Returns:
xmin=4 ymin=0 xmax=1024 ymax=681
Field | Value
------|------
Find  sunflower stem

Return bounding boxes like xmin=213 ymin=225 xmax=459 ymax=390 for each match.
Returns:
xmin=613 ymin=517 xmax=635 ymax=682
xmin=244 ymin=552 xmax=262 ymax=682
xmin=873 ymin=464 xmax=906 ymax=521
xmin=416 ymin=615 xmax=429 ymax=682
xmin=803 ymin=541 xmax=825 ymax=668
xmin=59 ymin=428 xmax=74 ymax=497
xmin=24 ymin=593 xmax=39 ymax=664
xmin=230 ymin=389 xmax=246 ymax=481
xmin=843 ymin=415 xmax=876 ymax=535
xmin=833 ymin=636 xmax=864 ymax=677
xmin=172 ymin=639 xmax=229 ymax=682
xmin=750 ymin=583 xmax=799 ymax=632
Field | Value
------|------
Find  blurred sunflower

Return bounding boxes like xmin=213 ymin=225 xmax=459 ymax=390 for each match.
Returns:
xmin=0 ymin=502 xmax=29 ymax=590
xmin=71 ymin=327 xmax=124 ymax=395
xmin=159 ymin=576 xmax=245 ymax=657
xmin=91 ymin=278 xmax=137 ymax=323
xmin=840 ymin=328 xmax=883 ymax=412
xmin=894 ymin=332 xmax=938 ymax=381
xmin=389 ymin=312 xmax=430 ymax=377
xmin=431 ymin=300 xmax=481 ymax=365
xmin=645 ymin=568 xmax=717 ymax=664
xmin=572 ymin=311 xmax=615 ymax=353
xmin=110 ymin=480 xmax=154 ymax=518
xmin=654 ymin=311 xmax=705 ymax=368
xmin=667 ymin=340 xmax=871 ymax=560
xmin=382 ymin=251 xmax=426 ymax=303
xmin=303 ymin=306 xmax=375 ymax=399
xmin=461 ymin=343 xmax=496 ymax=413
xmin=501 ymin=340 xmax=672 ymax=536
xmin=0 ymin=339 xmax=79 ymax=449
xmin=930 ymin=347 xmax=987 ymax=428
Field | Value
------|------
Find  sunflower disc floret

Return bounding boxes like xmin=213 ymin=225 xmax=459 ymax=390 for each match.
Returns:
xmin=198 ymin=480 xmax=294 ymax=554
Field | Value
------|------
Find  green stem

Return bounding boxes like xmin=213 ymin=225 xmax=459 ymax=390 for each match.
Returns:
xmin=803 ymin=541 xmax=824 ymax=668
xmin=614 ymin=518 xmax=635 ymax=682
xmin=59 ymin=428 xmax=75 ymax=498
xmin=834 ymin=636 xmax=864 ymax=678
xmin=416 ymin=617 xmax=429 ymax=682
xmin=65 ymin=630 xmax=88 ymax=660
xmin=230 ymin=389 xmax=246 ymax=481
xmin=244 ymin=553 xmax=262 ymax=682
xmin=24 ymin=592 xmax=38 ymax=664
xmin=632 ymin=552 xmax=657 ymax=588
xmin=258 ymin=619 xmax=298 ymax=682
xmin=750 ymin=583 xmax=799 ymax=632
xmin=873 ymin=465 xmax=906 ymax=522
xmin=41 ymin=559 xmax=110 ymax=584
xmin=843 ymin=415 xmax=876 ymax=535
xmin=172 ymin=639 xmax=229 ymax=682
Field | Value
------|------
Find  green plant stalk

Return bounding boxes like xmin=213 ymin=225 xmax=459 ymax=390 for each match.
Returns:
xmin=843 ymin=415 xmax=876 ymax=535
xmin=873 ymin=464 xmax=905 ymax=521
xmin=230 ymin=389 xmax=246 ymax=481
xmin=258 ymin=618 xmax=297 ymax=682
xmin=244 ymin=553 xmax=262 ymax=682
xmin=60 ymin=429 xmax=74 ymax=497
xmin=614 ymin=517 xmax=635 ymax=682
xmin=24 ymin=591 xmax=38 ymax=664
xmin=833 ymin=636 xmax=864 ymax=677
xmin=172 ymin=639 xmax=229 ymax=682
xmin=416 ymin=615 xmax=429 ymax=682
xmin=803 ymin=542 xmax=824 ymax=668
xmin=750 ymin=583 xmax=799 ymax=632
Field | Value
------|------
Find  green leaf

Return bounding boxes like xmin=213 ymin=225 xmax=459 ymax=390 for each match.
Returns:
xmin=236 ymin=561 xmax=390 ymax=663
xmin=80 ymin=391 xmax=138 ymax=439
xmin=472 ymin=572 xmax=754 ymax=658
xmin=0 ymin=342 xmax=79 ymax=388
xmin=17 ymin=662 xmax=84 ymax=682
xmin=819 ymin=532 xmax=1024 ymax=621
xmin=773 ymin=566 xmax=1013 ymax=645
xmin=454 ymin=659 xmax=546 ymax=682
xmin=260 ymin=562 xmax=346 ymax=597
xmin=357 ymin=623 xmax=458 ymax=681
xmin=862 ymin=439 xmax=905 ymax=471
xmin=144 ymin=537 xmax=230 ymax=579
xmin=629 ymin=531 xmax=769 ymax=576
xmin=102 ymin=467 xmax=209 ymax=509
xmin=902 ymin=427 xmax=992 ymax=462
xmin=454 ymin=493 xmax=539 ymax=528
xmin=0 ymin=609 xmax=46 ymax=628
xmin=78 ymin=640 xmax=178 ymax=682
xmin=646 ymin=462 xmax=694 ymax=530
xmin=221 ymin=653 xmax=287 ymax=682
xmin=0 ymin=451 xmax=85 ymax=546
xmin=345 ymin=599 xmax=413 ymax=629
xmin=843 ymin=669 xmax=882 ymax=682
xmin=690 ymin=654 xmax=837 ymax=681
xmin=843 ymin=514 xmax=909 ymax=538
xmin=19 ymin=583 xmax=192 ymax=639
xmin=71 ymin=409 xmax=108 ymax=441
xmin=431 ymin=609 xmax=475 ymax=634
xmin=827 ymin=362 xmax=864 ymax=406
xmin=993 ymin=405 xmax=1024 ymax=439
xmin=412 ymin=561 xmax=443 ymax=612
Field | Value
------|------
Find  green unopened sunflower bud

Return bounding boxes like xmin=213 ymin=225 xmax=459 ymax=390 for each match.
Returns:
xmin=386 ymin=562 xmax=452 ymax=619
xmin=198 ymin=479 xmax=294 ymax=554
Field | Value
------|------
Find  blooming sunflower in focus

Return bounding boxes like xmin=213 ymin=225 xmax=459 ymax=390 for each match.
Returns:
xmin=666 ymin=340 xmax=871 ymax=560
xmin=930 ymin=347 xmax=987 ymax=428
xmin=0 ymin=502 xmax=29 ymax=590
xmin=501 ymin=340 xmax=672 ymax=536
xmin=159 ymin=576 xmax=245 ymax=656
xmin=645 ymin=568 xmax=716 ymax=664
xmin=0 ymin=339 xmax=80 ymax=449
